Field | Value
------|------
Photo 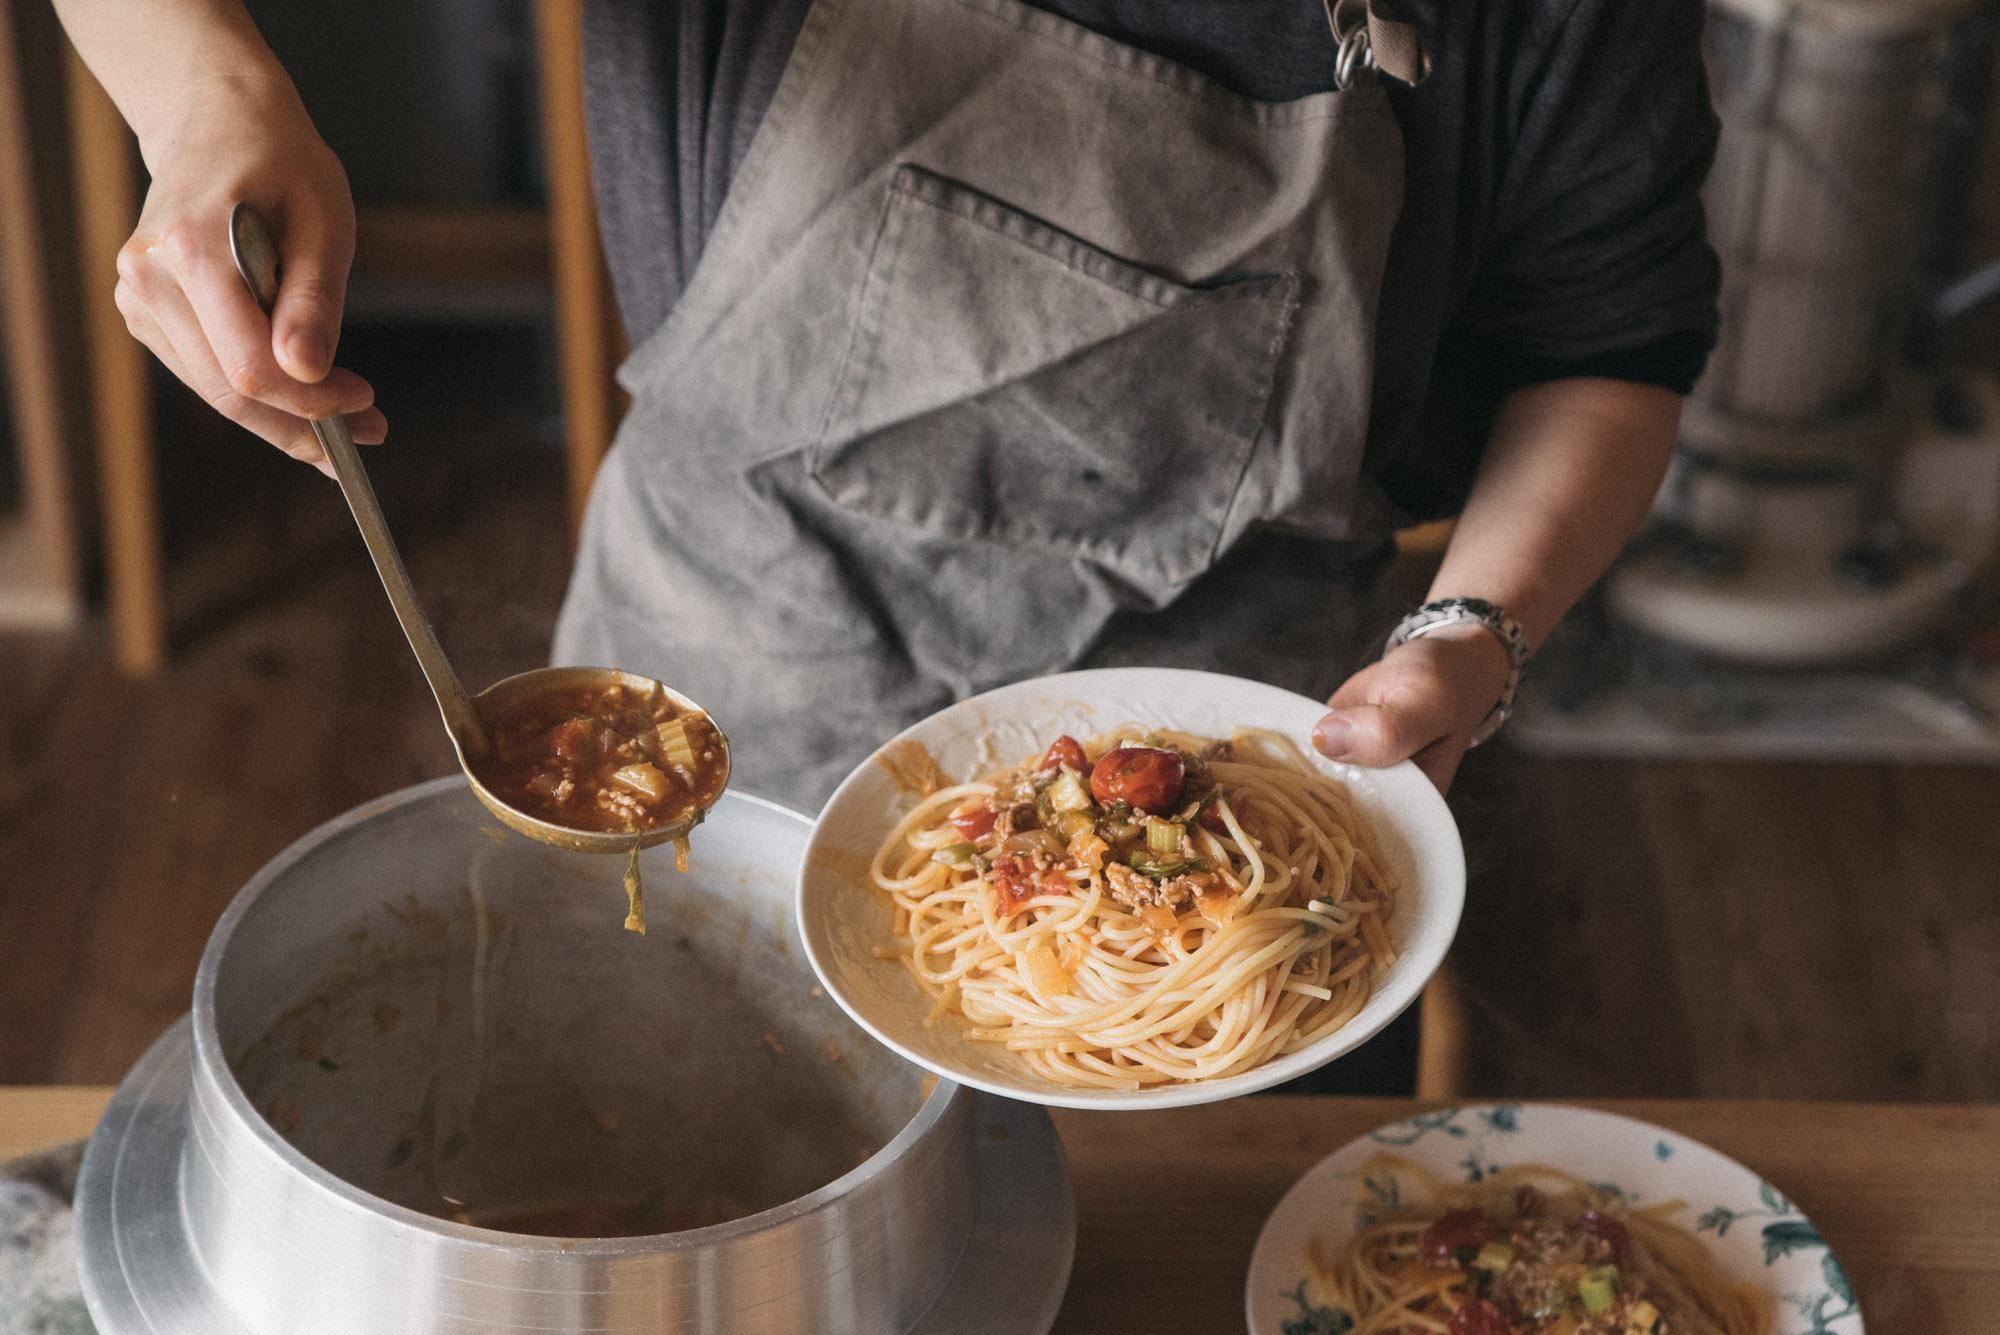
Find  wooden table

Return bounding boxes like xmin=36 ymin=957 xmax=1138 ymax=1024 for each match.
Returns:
xmin=5 ymin=1090 xmax=1994 ymax=1332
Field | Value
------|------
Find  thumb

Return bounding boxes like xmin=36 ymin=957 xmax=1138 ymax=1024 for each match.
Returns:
xmin=1313 ymin=659 xmax=1462 ymax=769
xmin=270 ymin=204 xmax=353 ymax=384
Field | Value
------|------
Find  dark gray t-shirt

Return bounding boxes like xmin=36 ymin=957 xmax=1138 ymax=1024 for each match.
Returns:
xmin=580 ymin=0 xmax=1720 ymax=519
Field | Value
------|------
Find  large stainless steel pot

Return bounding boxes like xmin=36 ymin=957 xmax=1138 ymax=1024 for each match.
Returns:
xmin=75 ymin=780 xmax=1074 ymax=1334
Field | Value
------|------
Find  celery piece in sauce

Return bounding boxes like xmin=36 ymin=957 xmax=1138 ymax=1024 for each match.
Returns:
xmin=1578 ymin=1266 xmax=1621 ymax=1314
xmin=655 ymin=718 xmax=698 ymax=769
xmin=1047 ymin=770 xmax=1092 ymax=813
xmin=611 ymin=762 xmax=668 ymax=801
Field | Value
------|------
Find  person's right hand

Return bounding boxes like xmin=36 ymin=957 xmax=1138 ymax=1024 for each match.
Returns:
xmin=114 ymin=73 xmax=385 ymax=476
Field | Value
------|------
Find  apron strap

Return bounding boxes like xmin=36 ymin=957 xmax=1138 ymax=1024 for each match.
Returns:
xmin=1325 ymin=0 xmax=1431 ymax=88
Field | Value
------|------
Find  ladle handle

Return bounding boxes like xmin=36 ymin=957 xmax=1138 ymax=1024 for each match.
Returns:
xmin=228 ymin=203 xmax=490 ymax=761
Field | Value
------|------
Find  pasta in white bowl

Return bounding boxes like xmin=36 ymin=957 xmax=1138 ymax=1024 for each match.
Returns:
xmin=796 ymin=668 xmax=1466 ymax=1111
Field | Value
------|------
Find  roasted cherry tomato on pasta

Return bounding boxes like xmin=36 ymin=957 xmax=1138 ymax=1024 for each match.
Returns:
xmin=1581 ymin=1208 xmax=1633 ymax=1262
xmin=1087 ymin=745 xmax=1184 ymax=814
xmin=1419 ymin=1208 xmax=1496 ymax=1265
xmin=949 ymin=805 xmax=996 ymax=841
xmin=1038 ymin=734 xmax=1088 ymax=775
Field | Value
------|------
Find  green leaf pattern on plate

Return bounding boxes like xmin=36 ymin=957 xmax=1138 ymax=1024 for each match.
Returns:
xmin=1278 ymin=1280 xmax=1353 ymax=1335
xmin=1365 ymin=1104 xmax=1522 ymax=1147
xmin=1695 ymin=1178 xmax=1858 ymax=1334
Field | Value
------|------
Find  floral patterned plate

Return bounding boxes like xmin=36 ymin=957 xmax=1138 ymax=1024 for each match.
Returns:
xmin=1245 ymin=1103 xmax=1861 ymax=1335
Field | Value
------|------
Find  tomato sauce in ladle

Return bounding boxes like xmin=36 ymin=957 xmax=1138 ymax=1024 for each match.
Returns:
xmin=230 ymin=204 xmax=730 ymax=932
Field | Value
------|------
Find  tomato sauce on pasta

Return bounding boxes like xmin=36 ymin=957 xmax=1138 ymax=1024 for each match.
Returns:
xmin=867 ymin=727 xmax=1398 ymax=1089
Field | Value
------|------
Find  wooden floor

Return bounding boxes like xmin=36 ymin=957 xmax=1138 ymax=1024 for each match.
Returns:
xmin=3 ymin=327 xmax=1997 ymax=1100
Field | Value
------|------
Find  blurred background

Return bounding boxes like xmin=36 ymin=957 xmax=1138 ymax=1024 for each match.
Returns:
xmin=2 ymin=0 xmax=1997 ymax=1103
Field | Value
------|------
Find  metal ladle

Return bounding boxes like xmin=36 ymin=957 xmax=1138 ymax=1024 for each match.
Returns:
xmin=228 ymin=203 xmax=728 ymax=860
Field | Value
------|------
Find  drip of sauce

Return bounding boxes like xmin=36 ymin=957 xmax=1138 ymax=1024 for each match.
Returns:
xmin=623 ymin=846 xmax=645 ymax=934
xmin=620 ymin=836 xmax=691 ymax=936
xmin=877 ymin=741 xmax=948 ymax=798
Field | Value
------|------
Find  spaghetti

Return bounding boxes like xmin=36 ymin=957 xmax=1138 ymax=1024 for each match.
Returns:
xmin=1306 ymin=1156 xmax=1771 ymax=1335
xmin=867 ymin=727 xmax=1397 ymax=1089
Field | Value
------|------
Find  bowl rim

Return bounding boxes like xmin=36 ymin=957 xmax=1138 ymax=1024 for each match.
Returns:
xmin=189 ymin=776 xmax=965 ymax=1254
xmin=796 ymin=667 xmax=1467 ymax=1111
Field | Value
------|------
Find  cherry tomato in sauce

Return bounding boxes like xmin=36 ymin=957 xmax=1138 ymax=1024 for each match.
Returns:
xmin=949 ymin=805 xmax=997 ymax=841
xmin=1039 ymin=735 xmax=1088 ymax=774
xmin=1447 ymin=1299 xmax=1514 ymax=1335
xmin=1419 ymin=1209 xmax=1496 ymax=1265
xmin=1195 ymin=800 xmax=1229 ymax=835
xmin=1581 ymin=1208 xmax=1632 ymax=1262
xmin=1088 ymin=746 xmax=1185 ymax=814
xmin=549 ymin=716 xmax=599 ymax=763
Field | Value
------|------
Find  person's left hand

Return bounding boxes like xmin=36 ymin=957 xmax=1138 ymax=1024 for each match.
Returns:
xmin=1310 ymin=625 xmax=1511 ymax=793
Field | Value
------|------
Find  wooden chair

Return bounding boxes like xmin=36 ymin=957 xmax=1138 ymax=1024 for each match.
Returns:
xmin=1416 ymin=965 xmax=1469 ymax=1100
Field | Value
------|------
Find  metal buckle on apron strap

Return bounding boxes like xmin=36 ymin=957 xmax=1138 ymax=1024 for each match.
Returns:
xmin=1324 ymin=0 xmax=1431 ymax=90
xmin=1326 ymin=0 xmax=1376 ymax=91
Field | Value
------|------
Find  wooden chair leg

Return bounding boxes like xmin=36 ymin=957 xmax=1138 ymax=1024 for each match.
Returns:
xmin=0 ymin=0 xmax=83 ymax=624
xmin=531 ymin=0 xmax=622 ymax=544
xmin=1415 ymin=959 xmax=1470 ymax=1102
xmin=65 ymin=48 xmax=164 ymax=675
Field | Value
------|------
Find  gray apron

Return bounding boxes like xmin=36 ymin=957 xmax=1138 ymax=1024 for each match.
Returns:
xmin=555 ymin=0 xmax=1411 ymax=811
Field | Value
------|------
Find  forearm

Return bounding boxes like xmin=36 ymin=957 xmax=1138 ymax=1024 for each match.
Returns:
xmin=1427 ymin=377 xmax=1682 ymax=649
xmin=1311 ymin=377 xmax=1679 ymax=788
xmin=52 ymin=0 xmax=296 ymax=164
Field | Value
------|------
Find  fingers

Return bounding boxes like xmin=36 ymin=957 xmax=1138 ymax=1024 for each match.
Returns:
xmin=1313 ymin=633 xmax=1508 ymax=775
xmin=1409 ymin=735 xmax=1470 ymax=795
xmin=115 ymin=214 xmax=385 ymax=470
xmin=1313 ymin=665 xmax=1465 ymax=769
xmin=116 ymin=269 xmax=386 ymax=468
xmin=149 ymin=217 xmax=371 ymax=421
xmin=118 ymin=268 xmax=323 ymax=465
xmin=347 ymin=406 xmax=389 ymax=445
xmin=271 ymin=193 xmax=354 ymax=383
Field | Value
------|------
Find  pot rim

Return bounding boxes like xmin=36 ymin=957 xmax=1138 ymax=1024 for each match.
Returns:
xmin=189 ymin=775 xmax=962 ymax=1256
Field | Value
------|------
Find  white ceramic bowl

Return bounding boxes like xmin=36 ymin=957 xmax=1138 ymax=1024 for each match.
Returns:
xmin=796 ymin=668 xmax=1466 ymax=1110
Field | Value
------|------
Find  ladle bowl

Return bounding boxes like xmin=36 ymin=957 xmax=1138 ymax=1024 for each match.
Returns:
xmin=464 ymin=665 xmax=731 ymax=855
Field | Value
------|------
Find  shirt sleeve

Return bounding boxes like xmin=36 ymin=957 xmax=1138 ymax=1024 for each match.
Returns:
xmin=1449 ymin=0 xmax=1722 ymax=398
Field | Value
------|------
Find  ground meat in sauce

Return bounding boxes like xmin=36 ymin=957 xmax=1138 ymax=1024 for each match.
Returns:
xmin=1103 ymin=863 xmax=1223 ymax=913
xmin=1482 ymin=1224 xmax=1669 ymax=1333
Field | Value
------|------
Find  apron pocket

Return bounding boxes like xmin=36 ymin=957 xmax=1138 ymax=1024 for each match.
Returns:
xmin=807 ymin=164 xmax=1298 ymax=599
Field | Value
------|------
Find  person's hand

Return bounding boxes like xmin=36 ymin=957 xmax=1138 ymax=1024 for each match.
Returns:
xmin=1311 ymin=625 xmax=1511 ymax=793
xmin=113 ymin=73 xmax=384 ymax=476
